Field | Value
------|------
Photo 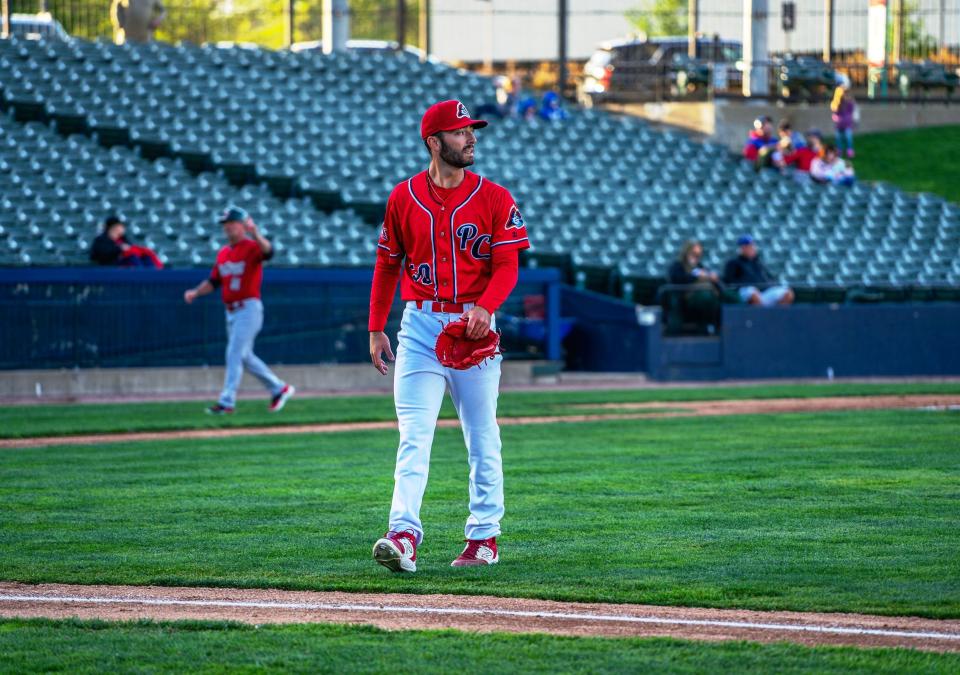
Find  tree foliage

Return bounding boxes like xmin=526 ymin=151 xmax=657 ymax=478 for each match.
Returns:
xmin=28 ymin=0 xmax=422 ymax=49
xmin=626 ymin=0 xmax=687 ymax=38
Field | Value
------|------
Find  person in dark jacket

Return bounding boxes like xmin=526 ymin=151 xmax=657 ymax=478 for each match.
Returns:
xmin=665 ymin=239 xmax=721 ymax=332
xmin=89 ymin=215 xmax=162 ymax=268
xmin=668 ymin=239 xmax=719 ymax=286
xmin=722 ymin=235 xmax=793 ymax=306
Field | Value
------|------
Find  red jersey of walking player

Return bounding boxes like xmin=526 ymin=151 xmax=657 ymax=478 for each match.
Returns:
xmin=368 ymin=100 xmax=530 ymax=345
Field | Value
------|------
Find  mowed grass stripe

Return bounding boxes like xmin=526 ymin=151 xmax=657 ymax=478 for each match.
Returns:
xmin=4 ymin=381 xmax=960 ymax=438
xmin=3 ymin=619 xmax=959 ymax=674
xmin=1 ymin=410 xmax=958 ymax=617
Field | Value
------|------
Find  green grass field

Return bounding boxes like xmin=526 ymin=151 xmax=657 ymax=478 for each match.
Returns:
xmin=2 ymin=619 xmax=958 ymax=674
xmin=2 ymin=385 xmax=959 ymax=671
xmin=853 ymin=125 xmax=960 ymax=203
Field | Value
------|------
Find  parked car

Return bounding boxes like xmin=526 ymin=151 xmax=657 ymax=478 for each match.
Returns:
xmin=9 ymin=12 xmax=71 ymax=41
xmin=290 ymin=39 xmax=437 ymax=62
xmin=578 ymin=36 xmax=742 ymax=105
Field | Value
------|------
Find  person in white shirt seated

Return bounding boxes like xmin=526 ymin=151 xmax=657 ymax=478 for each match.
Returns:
xmin=810 ymin=144 xmax=855 ymax=186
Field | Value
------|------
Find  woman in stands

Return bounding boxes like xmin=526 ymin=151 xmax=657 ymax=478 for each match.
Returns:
xmin=830 ymin=74 xmax=858 ymax=159
xmin=665 ymin=240 xmax=721 ymax=333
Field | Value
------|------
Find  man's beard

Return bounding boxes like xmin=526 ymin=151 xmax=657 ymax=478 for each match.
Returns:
xmin=439 ymin=137 xmax=474 ymax=168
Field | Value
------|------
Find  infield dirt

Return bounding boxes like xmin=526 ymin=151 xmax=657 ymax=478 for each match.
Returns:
xmin=1 ymin=582 xmax=959 ymax=653
xmin=3 ymin=394 xmax=958 ymax=449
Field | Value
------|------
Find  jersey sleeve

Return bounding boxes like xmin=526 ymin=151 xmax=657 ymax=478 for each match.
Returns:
xmin=376 ymin=196 xmax=405 ymax=261
xmin=209 ymin=256 xmax=222 ymax=287
xmin=491 ymin=188 xmax=530 ymax=254
xmin=248 ymin=239 xmax=266 ymax=264
xmin=368 ymin=192 xmax=405 ymax=332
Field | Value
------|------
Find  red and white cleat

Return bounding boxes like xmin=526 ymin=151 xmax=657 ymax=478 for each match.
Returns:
xmin=373 ymin=530 xmax=418 ymax=573
xmin=450 ymin=537 xmax=498 ymax=567
xmin=269 ymin=384 xmax=295 ymax=412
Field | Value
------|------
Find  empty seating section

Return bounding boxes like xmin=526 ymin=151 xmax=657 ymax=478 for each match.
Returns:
xmin=0 ymin=35 xmax=957 ymax=291
xmin=0 ymin=118 xmax=376 ymax=267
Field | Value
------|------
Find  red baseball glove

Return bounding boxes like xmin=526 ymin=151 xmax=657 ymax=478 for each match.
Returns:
xmin=435 ymin=318 xmax=500 ymax=370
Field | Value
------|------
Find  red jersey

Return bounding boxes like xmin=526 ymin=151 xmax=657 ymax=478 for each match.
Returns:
xmin=376 ymin=170 xmax=529 ymax=305
xmin=209 ymin=238 xmax=268 ymax=304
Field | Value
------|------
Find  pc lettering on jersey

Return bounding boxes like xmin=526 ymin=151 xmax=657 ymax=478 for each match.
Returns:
xmin=456 ymin=223 xmax=478 ymax=251
xmin=456 ymin=223 xmax=491 ymax=260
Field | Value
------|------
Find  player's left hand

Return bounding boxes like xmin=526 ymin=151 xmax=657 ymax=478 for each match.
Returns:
xmin=461 ymin=306 xmax=491 ymax=340
xmin=244 ymin=217 xmax=258 ymax=234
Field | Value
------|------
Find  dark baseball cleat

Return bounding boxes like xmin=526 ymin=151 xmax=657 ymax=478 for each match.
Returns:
xmin=269 ymin=384 xmax=295 ymax=412
xmin=205 ymin=404 xmax=234 ymax=415
xmin=373 ymin=530 xmax=417 ymax=573
xmin=451 ymin=537 xmax=498 ymax=567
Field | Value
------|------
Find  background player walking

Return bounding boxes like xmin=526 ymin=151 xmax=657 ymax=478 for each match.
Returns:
xmin=368 ymin=100 xmax=530 ymax=572
xmin=184 ymin=206 xmax=294 ymax=415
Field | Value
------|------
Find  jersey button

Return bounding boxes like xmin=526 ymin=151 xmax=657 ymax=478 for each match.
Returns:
xmin=441 ymin=257 xmax=448 ymax=262
xmin=442 ymin=282 xmax=448 ymax=287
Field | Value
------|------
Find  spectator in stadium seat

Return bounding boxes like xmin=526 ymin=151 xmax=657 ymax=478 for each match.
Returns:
xmin=476 ymin=75 xmax=519 ymax=119
xmin=668 ymin=240 xmax=719 ymax=286
xmin=810 ymin=144 xmax=855 ymax=186
xmin=742 ymin=115 xmax=780 ymax=169
xmin=722 ymin=235 xmax=794 ymax=306
xmin=518 ymin=96 xmax=538 ymax=121
xmin=539 ymin=91 xmax=569 ymax=121
xmin=89 ymin=214 xmax=163 ymax=268
xmin=777 ymin=118 xmax=806 ymax=149
xmin=831 ymin=73 xmax=858 ymax=158
xmin=665 ymin=239 xmax=721 ymax=332
xmin=782 ymin=129 xmax=823 ymax=176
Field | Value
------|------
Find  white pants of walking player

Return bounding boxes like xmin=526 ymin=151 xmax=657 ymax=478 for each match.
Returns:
xmin=219 ymin=298 xmax=286 ymax=409
xmin=389 ymin=302 xmax=503 ymax=545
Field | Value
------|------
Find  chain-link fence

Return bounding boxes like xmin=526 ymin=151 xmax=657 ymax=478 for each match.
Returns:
xmin=6 ymin=1 xmax=958 ymax=103
xmin=10 ymin=0 xmax=423 ymax=49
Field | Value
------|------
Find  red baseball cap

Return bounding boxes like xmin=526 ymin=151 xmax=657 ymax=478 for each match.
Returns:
xmin=420 ymin=100 xmax=488 ymax=139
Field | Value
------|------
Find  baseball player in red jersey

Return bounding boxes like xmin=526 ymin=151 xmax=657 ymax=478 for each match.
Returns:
xmin=368 ymin=100 xmax=530 ymax=572
xmin=183 ymin=206 xmax=295 ymax=415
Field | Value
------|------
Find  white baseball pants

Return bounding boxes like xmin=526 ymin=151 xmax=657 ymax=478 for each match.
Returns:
xmin=219 ymin=298 xmax=286 ymax=409
xmin=388 ymin=302 xmax=504 ymax=544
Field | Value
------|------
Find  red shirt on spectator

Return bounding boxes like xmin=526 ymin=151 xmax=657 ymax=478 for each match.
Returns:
xmin=743 ymin=131 xmax=777 ymax=162
xmin=783 ymin=146 xmax=818 ymax=172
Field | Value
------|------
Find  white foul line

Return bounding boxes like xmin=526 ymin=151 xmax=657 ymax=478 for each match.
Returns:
xmin=1 ymin=594 xmax=958 ymax=642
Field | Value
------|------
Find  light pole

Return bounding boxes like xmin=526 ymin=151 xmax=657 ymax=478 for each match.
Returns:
xmin=558 ymin=0 xmax=568 ymax=96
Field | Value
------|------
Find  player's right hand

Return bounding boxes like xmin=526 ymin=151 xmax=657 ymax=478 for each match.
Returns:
xmin=184 ymin=289 xmax=197 ymax=304
xmin=370 ymin=331 xmax=395 ymax=375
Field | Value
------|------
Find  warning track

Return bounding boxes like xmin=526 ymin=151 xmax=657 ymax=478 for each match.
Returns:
xmin=1 ymin=582 xmax=958 ymax=652
xmin=2 ymin=394 xmax=958 ymax=449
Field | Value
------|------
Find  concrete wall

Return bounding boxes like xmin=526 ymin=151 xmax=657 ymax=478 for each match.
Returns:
xmin=712 ymin=99 xmax=960 ymax=151
xmin=431 ymin=0 xmax=636 ymax=63
xmin=608 ymin=100 xmax=960 ymax=150
xmin=0 ymin=361 xmax=559 ymax=400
